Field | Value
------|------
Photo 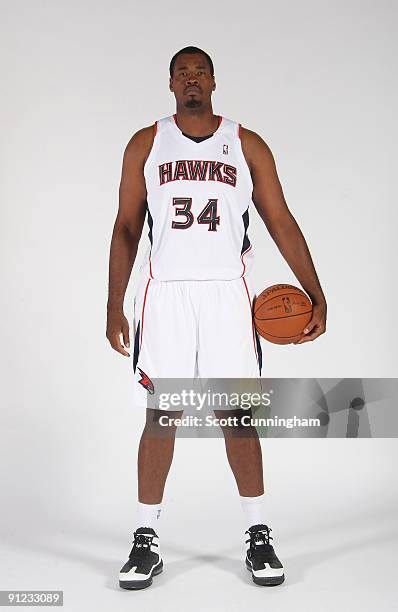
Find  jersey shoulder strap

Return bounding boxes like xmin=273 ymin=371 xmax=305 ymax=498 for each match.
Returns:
xmin=218 ymin=116 xmax=241 ymax=138
xmin=153 ymin=115 xmax=175 ymax=137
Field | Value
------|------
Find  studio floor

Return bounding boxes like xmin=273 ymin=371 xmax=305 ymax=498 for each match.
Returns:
xmin=2 ymin=439 xmax=398 ymax=612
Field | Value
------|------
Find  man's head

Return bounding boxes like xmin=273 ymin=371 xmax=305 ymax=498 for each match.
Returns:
xmin=169 ymin=46 xmax=216 ymax=109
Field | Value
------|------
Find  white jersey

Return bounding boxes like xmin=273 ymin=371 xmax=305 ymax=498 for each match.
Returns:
xmin=140 ymin=114 xmax=255 ymax=280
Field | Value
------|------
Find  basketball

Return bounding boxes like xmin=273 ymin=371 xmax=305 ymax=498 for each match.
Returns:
xmin=254 ymin=284 xmax=313 ymax=345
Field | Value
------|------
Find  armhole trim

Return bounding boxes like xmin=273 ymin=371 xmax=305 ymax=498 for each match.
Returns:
xmin=143 ymin=120 xmax=159 ymax=174
xmin=235 ymin=122 xmax=253 ymax=192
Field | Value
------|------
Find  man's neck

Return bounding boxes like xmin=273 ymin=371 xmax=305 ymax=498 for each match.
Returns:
xmin=174 ymin=108 xmax=218 ymax=137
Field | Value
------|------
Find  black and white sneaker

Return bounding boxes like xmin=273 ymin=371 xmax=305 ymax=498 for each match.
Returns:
xmin=245 ymin=524 xmax=285 ymax=586
xmin=119 ymin=527 xmax=163 ymax=590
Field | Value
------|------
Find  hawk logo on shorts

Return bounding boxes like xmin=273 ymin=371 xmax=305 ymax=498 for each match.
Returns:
xmin=137 ymin=368 xmax=155 ymax=394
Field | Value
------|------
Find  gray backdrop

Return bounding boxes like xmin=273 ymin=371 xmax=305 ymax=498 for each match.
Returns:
xmin=1 ymin=1 xmax=397 ymax=610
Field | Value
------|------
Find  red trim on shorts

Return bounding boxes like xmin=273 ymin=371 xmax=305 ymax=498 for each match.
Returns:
xmin=240 ymin=244 xmax=253 ymax=277
xmin=242 ymin=276 xmax=258 ymax=362
xmin=140 ymin=278 xmax=152 ymax=348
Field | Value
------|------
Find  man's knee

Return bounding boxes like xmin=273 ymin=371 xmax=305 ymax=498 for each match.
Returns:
xmin=213 ymin=408 xmax=257 ymax=438
xmin=143 ymin=408 xmax=184 ymax=438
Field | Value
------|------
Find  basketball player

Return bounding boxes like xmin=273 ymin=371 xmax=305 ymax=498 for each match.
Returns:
xmin=106 ymin=46 xmax=327 ymax=589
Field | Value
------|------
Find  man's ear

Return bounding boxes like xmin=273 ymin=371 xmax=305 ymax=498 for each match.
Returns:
xmin=169 ymin=77 xmax=173 ymax=92
xmin=213 ymin=80 xmax=216 ymax=91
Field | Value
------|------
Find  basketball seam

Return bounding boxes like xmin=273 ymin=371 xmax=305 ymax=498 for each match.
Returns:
xmin=259 ymin=330 xmax=307 ymax=339
xmin=253 ymin=292 xmax=310 ymax=314
xmin=255 ymin=309 xmax=312 ymax=322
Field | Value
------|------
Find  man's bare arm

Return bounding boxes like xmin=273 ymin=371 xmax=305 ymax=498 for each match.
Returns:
xmin=240 ymin=127 xmax=327 ymax=344
xmin=106 ymin=126 xmax=154 ymax=356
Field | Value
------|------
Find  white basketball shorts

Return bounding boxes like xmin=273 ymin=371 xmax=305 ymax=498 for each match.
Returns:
xmin=130 ymin=272 xmax=263 ymax=410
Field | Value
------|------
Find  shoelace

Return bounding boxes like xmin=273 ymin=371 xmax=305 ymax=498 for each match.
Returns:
xmin=245 ymin=525 xmax=273 ymax=548
xmin=129 ymin=532 xmax=159 ymax=558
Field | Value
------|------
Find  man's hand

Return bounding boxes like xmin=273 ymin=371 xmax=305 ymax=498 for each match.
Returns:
xmin=294 ymin=301 xmax=327 ymax=344
xmin=106 ymin=309 xmax=131 ymax=356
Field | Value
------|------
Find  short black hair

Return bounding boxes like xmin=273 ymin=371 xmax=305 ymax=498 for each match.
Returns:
xmin=169 ymin=46 xmax=214 ymax=78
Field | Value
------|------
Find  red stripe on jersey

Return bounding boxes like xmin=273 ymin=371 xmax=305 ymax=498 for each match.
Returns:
xmin=240 ymin=244 xmax=253 ymax=277
xmin=149 ymin=254 xmax=154 ymax=279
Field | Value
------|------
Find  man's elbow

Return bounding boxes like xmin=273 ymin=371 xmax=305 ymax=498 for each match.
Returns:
xmin=265 ymin=209 xmax=297 ymax=235
xmin=113 ymin=216 xmax=143 ymax=244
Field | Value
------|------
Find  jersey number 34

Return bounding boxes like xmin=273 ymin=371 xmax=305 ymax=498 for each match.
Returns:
xmin=172 ymin=197 xmax=220 ymax=232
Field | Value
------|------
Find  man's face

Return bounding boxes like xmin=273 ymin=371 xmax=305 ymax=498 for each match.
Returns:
xmin=169 ymin=53 xmax=215 ymax=109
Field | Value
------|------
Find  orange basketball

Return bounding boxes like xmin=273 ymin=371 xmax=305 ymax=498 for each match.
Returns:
xmin=254 ymin=284 xmax=313 ymax=345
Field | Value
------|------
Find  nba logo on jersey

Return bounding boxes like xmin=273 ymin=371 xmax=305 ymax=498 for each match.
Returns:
xmin=223 ymin=144 xmax=228 ymax=154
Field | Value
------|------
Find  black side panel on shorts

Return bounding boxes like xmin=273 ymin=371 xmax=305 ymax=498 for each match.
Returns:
xmin=255 ymin=329 xmax=263 ymax=375
xmin=133 ymin=321 xmax=141 ymax=374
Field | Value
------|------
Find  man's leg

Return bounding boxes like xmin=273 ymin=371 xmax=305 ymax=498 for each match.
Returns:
xmin=119 ymin=408 xmax=183 ymax=590
xmin=121 ymin=278 xmax=196 ymax=589
xmin=196 ymin=277 xmax=284 ymax=585
xmin=214 ymin=408 xmax=264 ymax=497
xmin=215 ymin=407 xmax=267 ymax=526
xmin=214 ymin=407 xmax=284 ymax=586
xmin=138 ymin=408 xmax=183 ymax=503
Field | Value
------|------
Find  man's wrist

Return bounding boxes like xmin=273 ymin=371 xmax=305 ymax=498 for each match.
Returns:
xmin=307 ymin=290 xmax=326 ymax=308
xmin=107 ymin=301 xmax=124 ymax=314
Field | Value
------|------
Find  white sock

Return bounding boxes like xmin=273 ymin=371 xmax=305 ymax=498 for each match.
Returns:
xmin=135 ymin=501 xmax=162 ymax=530
xmin=240 ymin=493 xmax=266 ymax=528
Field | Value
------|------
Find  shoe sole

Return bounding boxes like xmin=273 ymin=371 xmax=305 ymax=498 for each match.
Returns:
xmin=246 ymin=559 xmax=285 ymax=586
xmin=119 ymin=560 xmax=163 ymax=590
